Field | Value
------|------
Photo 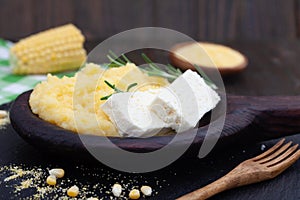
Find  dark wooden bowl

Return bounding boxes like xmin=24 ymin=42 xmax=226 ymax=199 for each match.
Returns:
xmin=9 ymin=91 xmax=300 ymax=158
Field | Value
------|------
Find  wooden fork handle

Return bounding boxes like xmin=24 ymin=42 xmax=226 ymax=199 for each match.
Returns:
xmin=177 ymin=173 xmax=239 ymax=200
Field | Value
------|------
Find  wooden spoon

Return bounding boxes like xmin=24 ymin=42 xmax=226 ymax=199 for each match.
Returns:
xmin=177 ymin=139 xmax=300 ymax=200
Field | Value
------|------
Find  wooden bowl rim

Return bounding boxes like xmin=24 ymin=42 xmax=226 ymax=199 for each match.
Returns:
xmin=9 ymin=91 xmax=212 ymax=154
xmin=169 ymin=41 xmax=248 ymax=75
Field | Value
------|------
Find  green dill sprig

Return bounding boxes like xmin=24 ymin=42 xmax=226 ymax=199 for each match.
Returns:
xmin=100 ymin=80 xmax=138 ymax=100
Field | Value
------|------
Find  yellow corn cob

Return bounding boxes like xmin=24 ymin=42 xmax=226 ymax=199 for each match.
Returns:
xmin=10 ymin=24 xmax=86 ymax=74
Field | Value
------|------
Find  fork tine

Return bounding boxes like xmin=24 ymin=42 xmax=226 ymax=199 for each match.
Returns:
xmin=252 ymin=139 xmax=285 ymax=161
xmin=268 ymin=149 xmax=300 ymax=174
xmin=265 ymin=144 xmax=299 ymax=167
xmin=258 ymin=142 xmax=292 ymax=164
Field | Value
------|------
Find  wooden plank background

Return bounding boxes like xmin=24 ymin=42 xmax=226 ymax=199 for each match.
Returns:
xmin=0 ymin=0 xmax=298 ymax=42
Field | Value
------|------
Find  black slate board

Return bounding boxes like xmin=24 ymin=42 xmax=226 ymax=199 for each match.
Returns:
xmin=0 ymin=102 xmax=299 ymax=200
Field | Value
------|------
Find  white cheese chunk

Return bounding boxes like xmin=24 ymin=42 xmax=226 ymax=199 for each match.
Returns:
xmin=112 ymin=183 xmax=122 ymax=197
xmin=101 ymin=89 xmax=166 ymax=137
xmin=150 ymin=69 xmax=220 ymax=132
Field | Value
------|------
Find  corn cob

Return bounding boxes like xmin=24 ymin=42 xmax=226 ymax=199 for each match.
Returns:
xmin=10 ymin=24 xmax=86 ymax=74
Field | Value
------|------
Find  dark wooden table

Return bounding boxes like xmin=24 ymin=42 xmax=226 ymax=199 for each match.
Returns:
xmin=1 ymin=40 xmax=300 ymax=199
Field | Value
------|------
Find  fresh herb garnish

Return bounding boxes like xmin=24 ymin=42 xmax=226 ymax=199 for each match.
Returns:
xmin=100 ymin=94 xmax=112 ymax=101
xmin=194 ymin=65 xmax=218 ymax=89
xmin=126 ymin=83 xmax=138 ymax=92
xmin=121 ymin=54 xmax=131 ymax=63
xmin=100 ymin=80 xmax=138 ymax=100
xmin=141 ymin=54 xmax=217 ymax=89
xmin=104 ymin=80 xmax=122 ymax=93
xmin=107 ymin=50 xmax=130 ymax=68
xmin=105 ymin=51 xmax=217 ymax=89
xmin=141 ymin=53 xmax=182 ymax=82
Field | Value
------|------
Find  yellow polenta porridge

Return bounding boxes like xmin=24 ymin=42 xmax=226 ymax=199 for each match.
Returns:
xmin=29 ymin=63 xmax=169 ymax=136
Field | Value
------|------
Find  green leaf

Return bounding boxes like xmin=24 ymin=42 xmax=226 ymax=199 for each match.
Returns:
xmin=141 ymin=53 xmax=159 ymax=69
xmin=0 ymin=39 xmax=8 ymax=48
xmin=109 ymin=50 xmax=126 ymax=65
xmin=101 ymin=80 xmax=138 ymax=100
xmin=107 ymin=55 xmax=124 ymax=66
xmin=106 ymin=51 xmax=132 ymax=68
xmin=104 ymin=80 xmax=115 ymax=89
xmin=0 ymin=59 xmax=9 ymax=66
xmin=121 ymin=54 xmax=131 ymax=63
xmin=100 ymin=94 xmax=112 ymax=100
xmin=103 ymin=80 xmax=122 ymax=96
xmin=141 ymin=53 xmax=180 ymax=82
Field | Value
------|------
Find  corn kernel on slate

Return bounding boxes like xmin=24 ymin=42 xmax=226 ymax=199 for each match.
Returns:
xmin=129 ymin=189 xmax=140 ymax=199
xmin=46 ymin=175 xmax=57 ymax=186
xmin=10 ymin=24 xmax=86 ymax=74
xmin=49 ymin=168 xmax=65 ymax=179
xmin=67 ymin=185 xmax=79 ymax=197
xmin=141 ymin=185 xmax=152 ymax=196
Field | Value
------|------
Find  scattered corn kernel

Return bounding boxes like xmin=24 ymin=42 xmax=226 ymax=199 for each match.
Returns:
xmin=141 ymin=185 xmax=152 ymax=196
xmin=112 ymin=183 xmax=122 ymax=197
xmin=46 ymin=175 xmax=57 ymax=186
xmin=49 ymin=168 xmax=65 ymax=178
xmin=129 ymin=189 xmax=140 ymax=199
xmin=67 ymin=185 xmax=79 ymax=197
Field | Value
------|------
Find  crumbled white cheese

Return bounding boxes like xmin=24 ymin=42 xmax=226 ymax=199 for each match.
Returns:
xmin=102 ymin=70 xmax=220 ymax=136
xmin=141 ymin=185 xmax=152 ymax=196
xmin=101 ymin=89 xmax=166 ymax=137
xmin=49 ymin=168 xmax=65 ymax=178
xmin=112 ymin=183 xmax=122 ymax=197
xmin=150 ymin=70 xmax=220 ymax=132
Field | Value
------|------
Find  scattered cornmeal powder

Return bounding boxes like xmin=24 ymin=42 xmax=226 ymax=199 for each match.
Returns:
xmin=0 ymin=164 xmax=165 ymax=199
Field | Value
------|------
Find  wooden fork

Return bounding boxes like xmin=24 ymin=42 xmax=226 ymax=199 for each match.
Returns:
xmin=177 ymin=139 xmax=300 ymax=200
